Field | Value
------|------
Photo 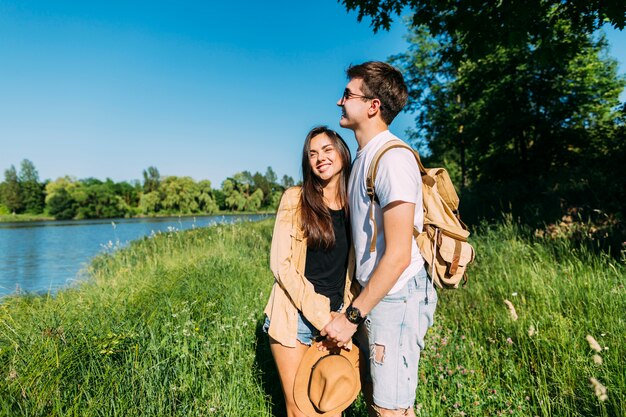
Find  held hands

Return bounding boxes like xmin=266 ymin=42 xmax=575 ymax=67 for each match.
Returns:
xmin=320 ymin=312 xmax=358 ymax=348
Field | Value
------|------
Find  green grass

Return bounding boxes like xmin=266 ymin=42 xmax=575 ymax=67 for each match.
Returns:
xmin=413 ymin=222 xmax=625 ymax=417
xmin=0 ymin=219 xmax=624 ymax=416
xmin=0 ymin=213 xmax=54 ymax=222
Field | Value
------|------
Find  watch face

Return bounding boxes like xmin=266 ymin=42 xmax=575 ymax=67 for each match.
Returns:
xmin=346 ymin=306 xmax=361 ymax=323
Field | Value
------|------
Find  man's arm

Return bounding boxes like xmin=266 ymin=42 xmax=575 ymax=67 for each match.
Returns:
xmin=321 ymin=200 xmax=415 ymax=346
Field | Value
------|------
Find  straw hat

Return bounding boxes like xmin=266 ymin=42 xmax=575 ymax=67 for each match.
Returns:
xmin=293 ymin=345 xmax=361 ymax=416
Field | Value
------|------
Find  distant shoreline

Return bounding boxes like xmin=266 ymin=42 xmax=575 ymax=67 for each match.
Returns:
xmin=0 ymin=210 xmax=275 ymax=224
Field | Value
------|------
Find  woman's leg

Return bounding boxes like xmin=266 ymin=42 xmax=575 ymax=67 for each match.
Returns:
xmin=269 ymin=336 xmax=310 ymax=417
xmin=270 ymin=337 xmax=343 ymax=417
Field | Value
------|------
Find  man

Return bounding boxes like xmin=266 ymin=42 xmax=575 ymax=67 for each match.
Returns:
xmin=322 ymin=61 xmax=437 ymax=417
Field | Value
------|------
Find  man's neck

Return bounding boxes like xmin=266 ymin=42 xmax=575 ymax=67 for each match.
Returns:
xmin=354 ymin=120 xmax=389 ymax=150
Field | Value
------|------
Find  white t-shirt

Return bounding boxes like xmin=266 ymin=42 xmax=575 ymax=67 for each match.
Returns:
xmin=348 ymin=130 xmax=425 ymax=294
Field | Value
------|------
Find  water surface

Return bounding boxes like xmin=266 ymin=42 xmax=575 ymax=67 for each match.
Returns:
xmin=0 ymin=214 xmax=270 ymax=297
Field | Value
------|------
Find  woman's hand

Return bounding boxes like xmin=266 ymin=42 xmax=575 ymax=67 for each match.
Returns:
xmin=316 ymin=312 xmax=345 ymax=351
xmin=321 ymin=313 xmax=358 ymax=348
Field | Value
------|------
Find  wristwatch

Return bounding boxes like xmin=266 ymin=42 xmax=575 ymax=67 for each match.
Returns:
xmin=345 ymin=305 xmax=365 ymax=325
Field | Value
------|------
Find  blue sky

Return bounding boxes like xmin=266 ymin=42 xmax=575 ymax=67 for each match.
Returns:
xmin=1 ymin=1 xmax=625 ymax=186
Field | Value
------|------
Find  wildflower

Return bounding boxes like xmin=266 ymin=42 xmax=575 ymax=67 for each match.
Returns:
xmin=589 ymin=377 xmax=608 ymax=401
xmin=506 ymin=337 xmax=514 ymax=345
xmin=586 ymin=335 xmax=602 ymax=353
xmin=504 ymin=299 xmax=518 ymax=321
xmin=511 ymin=292 xmax=518 ymax=297
xmin=528 ymin=325 xmax=536 ymax=337
xmin=593 ymin=354 xmax=603 ymax=365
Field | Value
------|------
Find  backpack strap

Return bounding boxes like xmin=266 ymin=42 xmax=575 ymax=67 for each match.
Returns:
xmin=365 ymin=140 xmax=427 ymax=252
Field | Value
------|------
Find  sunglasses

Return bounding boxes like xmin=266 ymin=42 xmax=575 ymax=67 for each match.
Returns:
xmin=341 ymin=88 xmax=374 ymax=103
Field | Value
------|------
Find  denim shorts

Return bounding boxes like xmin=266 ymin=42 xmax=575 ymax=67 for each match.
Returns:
xmin=355 ymin=270 xmax=437 ymax=410
xmin=263 ymin=311 xmax=320 ymax=346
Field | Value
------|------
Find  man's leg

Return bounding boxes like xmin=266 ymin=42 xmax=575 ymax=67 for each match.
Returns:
xmin=364 ymin=271 xmax=437 ymax=417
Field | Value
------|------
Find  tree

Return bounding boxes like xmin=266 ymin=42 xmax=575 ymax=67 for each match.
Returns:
xmin=72 ymin=179 xmax=131 ymax=219
xmin=245 ymin=188 xmax=264 ymax=212
xmin=264 ymin=166 xmax=278 ymax=186
xmin=1 ymin=165 xmax=23 ymax=214
xmin=45 ymin=177 xmax=80 ymax=219
xmin=252 ymin=172 xmax=271 ymax=206
xmin=114 ymin=181 xmax=140 ymax=208
xmin=281 ymin=174 xmax=295 ymax=189
xmin=18 ymin=159 xmax=45 ymax=214
xmin=222 ymin=178 xmax=247 ymax=211
xmin=160 ymin=176 xmax=200 ymax=214
xmin=196 ymin=179 xmax=218 ymax=214
xmin=142 ymin=166 xmax=161 ymax=194
xmin=47 ymin=188 xmax=77 ymax=220
xmin=341 ymin=1 xmax=626 ymax=41
xmin=391 ymin=16 xmax=625 ymax=222
xmin=139 ymin=191 xmax=161 ymax=214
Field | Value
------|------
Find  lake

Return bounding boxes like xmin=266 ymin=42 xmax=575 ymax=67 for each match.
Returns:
xmin=0 ymin=214 xmax=271 ymax=298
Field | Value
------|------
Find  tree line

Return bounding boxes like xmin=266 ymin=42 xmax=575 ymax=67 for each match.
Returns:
xmin=0 ymin=161 xmax=295 ymax=220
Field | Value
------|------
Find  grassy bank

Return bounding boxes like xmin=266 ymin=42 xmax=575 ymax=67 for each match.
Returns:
xmin=0 ymin=220 xmax=624 ymax=416
xmin=0 ymin=213 xmax=54 ymax=222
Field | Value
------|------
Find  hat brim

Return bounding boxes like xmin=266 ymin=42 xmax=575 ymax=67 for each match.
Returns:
xmin=293 ymin=345 xmax=361 ymax=417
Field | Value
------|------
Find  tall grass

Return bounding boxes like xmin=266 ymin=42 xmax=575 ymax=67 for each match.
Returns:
xmin=0 ymin=219 xmax=624 ymax=416
xmin=414 ymin=222 xmax=625 ymax=417
xmin=0 ymin=221 xmax=279 ymax=416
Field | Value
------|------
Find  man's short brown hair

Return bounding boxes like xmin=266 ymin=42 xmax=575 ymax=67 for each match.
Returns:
xmin=347 ymin=61 xmax=408 ymax=125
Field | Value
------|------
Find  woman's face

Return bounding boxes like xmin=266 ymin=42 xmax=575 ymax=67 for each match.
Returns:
xmin=308 ymin=133 xmax=344 ymax=182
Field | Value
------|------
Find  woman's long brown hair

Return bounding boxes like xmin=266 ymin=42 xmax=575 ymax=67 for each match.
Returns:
xmin=299 ymin=126 xmax=352 ymax=250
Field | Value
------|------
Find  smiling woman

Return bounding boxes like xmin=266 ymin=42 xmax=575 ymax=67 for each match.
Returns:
xmin=262 ymin=125 xmax=358 ymax=417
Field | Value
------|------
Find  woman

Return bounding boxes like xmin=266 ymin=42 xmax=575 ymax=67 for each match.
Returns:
xmin=263 ymin=126 xmax=356 ymax=417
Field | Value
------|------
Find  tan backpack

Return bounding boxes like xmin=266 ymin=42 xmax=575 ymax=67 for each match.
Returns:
xmin=366 ymin=140 xmax=475 ymax=289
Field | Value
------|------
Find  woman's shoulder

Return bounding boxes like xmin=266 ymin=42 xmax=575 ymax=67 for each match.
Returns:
xmin=281 ymin=186 xmax=302 ymax=203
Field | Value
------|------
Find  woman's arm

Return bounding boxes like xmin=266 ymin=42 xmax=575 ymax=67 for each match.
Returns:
xmin=269 ymin=188 xmax=332 ymax=330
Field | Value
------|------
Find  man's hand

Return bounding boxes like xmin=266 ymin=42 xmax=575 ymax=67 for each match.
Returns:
xmin=321 ymin=313 xmax=358 ymax=348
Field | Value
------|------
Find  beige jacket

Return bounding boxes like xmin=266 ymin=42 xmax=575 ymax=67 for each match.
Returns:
xmin=264 ymin=187 xmax=357 ymax=347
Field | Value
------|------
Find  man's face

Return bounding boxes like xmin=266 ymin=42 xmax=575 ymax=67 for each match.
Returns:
xmin=337 ymin=78 xmax=372 ymax=130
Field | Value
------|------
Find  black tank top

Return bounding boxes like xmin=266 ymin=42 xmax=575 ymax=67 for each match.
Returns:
xmin=305 ymin=208 xmax=350 ymax=311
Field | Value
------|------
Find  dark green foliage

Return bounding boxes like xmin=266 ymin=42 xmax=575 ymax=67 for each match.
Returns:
xmin=341 ymin=0 xmax=626 ymax=38
xmin=18 ymin=159 xmax=45 ymax=214
xmin=47 ymin=188 xmax=77 ymax=220
xmin=73 ymin=178 xmax=132 ymax=219
xmin=1 ymin=165 xmax=23 ymax=213
xmin=336 ymin=0 xmax=626 ymax=247
xmin=391 ymin=19 xmax=625 ymax=234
